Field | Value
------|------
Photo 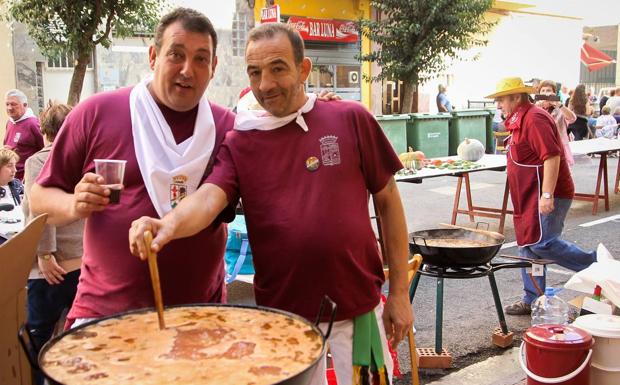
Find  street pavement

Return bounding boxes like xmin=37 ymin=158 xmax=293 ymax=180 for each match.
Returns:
xmin=227 ymin=153 xmax=620 ymax=385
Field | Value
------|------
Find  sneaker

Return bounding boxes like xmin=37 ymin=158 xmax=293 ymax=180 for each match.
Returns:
xmin=505 ymin=300 xmax=531 ymax=315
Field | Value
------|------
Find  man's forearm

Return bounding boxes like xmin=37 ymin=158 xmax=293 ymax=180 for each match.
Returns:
xmin=541 ymin=155 xmax=560 ymax=195
xmin=374 ymin=178 xmax=409 ymax=295
xmin=162 ymin=183 xmax=229 ymax=240
xmin=30 ymin=183 xmax=80 ymax=226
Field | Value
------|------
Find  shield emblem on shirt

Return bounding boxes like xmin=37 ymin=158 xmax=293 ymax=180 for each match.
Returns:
xmin=13 ymin=132 xmax=21 ymax=143
xmin=319 ymin=135 xmax=341 ymax=166
xmin=170 ymin=175 xmax=188 ymax=208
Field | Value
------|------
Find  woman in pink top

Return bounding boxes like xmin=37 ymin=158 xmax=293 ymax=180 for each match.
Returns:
xmin=537 ymin=80 xmax=575 ymax=166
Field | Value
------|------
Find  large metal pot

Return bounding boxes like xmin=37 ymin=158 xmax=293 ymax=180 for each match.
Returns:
xmin=22 ymin=299 xmax=336 ymax=385
xmin=409 ymin=228 xmax=504 ymax=267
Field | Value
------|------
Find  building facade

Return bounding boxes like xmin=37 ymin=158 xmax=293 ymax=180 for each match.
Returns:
xmin=250 ymin=0 xmax=373 ymax=108
xmin=3 ymin=0 xmax=256 ymax=118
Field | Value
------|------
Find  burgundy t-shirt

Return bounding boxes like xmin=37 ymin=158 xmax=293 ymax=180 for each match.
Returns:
xmin=4 ymin=116 xmax=44 ymax=180
xmin=508 ymin=104 xmax=574 ymax=199
xmin=207 ymin=100 xmax=403 ymax=321
xmin=37 ymin=87 xmax=235 ymax=320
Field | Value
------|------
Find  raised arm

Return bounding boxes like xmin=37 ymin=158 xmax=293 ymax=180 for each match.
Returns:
xmin=129 ymin=183 xmax=229 ymax=259
xmin=30 ymin=173 xmax=111 ymax=226
xmin=372 ymin=177 xmax=412 ymax=347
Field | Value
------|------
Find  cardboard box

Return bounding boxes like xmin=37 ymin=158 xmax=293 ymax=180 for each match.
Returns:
xmin=569 ymin=295 xmax=619 ymax=316
xmin=0 ymin=214 xmax=48 ymax=385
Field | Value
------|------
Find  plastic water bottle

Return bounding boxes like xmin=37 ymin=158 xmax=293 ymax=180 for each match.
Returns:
xmin=531 ymin=287 xmax=569 ymax=326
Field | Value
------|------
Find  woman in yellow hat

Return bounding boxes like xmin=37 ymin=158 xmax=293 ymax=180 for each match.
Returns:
xmin=487 ymin=77 xmax=596 ymax=315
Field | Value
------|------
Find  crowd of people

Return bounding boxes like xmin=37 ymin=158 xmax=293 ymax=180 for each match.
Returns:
xmin=2 ymin=7 xmax=617 ymax=385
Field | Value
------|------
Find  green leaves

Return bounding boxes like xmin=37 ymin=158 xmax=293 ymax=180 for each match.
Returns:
xmin=6 ymin=0 xmax=162 ymax=57
xmin=5 ymin=0 xmax=163 ymax=104
xmin=358 ymin=0 xmax=494 ymax=86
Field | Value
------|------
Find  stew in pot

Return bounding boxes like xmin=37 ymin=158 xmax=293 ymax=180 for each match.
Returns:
xmin=40 ymin=306 xmax=323 ymax=385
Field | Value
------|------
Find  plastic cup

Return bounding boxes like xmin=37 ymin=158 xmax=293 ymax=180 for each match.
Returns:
xmin=94 ymin=159 xmax=127 ymax=204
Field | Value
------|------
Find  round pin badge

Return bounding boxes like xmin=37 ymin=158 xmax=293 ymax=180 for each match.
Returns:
xmin=305 ymin=156 xmax=320 ymax=171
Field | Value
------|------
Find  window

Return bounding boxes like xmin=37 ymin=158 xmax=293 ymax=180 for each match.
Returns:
xmin=47 ymin=50 xmax=94 ymax=69
xmin=232 ymin=12 xmax=252 ymax=57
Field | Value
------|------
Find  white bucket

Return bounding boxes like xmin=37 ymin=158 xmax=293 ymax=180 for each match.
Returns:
xmin=573 ymin=314 xmax=620 ymax=385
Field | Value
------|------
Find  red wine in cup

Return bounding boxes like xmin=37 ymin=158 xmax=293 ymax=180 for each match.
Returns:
xmin=107 ymin=184 xmax=122 ymax=204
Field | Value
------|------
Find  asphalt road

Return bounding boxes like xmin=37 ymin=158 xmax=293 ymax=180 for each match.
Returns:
xmin=226 ymin=153 xmax=620 ymax=385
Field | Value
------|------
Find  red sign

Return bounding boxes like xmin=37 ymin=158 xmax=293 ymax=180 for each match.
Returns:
xmin=287 ymin=17 xmax=358 ymax=43
xmin=261 ymin=5 xmax=280 ymax=24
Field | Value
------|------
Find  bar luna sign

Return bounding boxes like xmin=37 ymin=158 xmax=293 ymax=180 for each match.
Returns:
xmin=287 ymin=16 xmax=359 ymax=43
xmin=260 ymin=5 xmax=280 ymax=24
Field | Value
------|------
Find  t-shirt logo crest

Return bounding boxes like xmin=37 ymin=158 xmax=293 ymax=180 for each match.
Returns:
xmin=319 ymin=135 xmax=340 ymax=166
xmin=13 ymin=132 xmax=21 ymax=143
xmin=170 ymin=174 xmax=188 ymax=208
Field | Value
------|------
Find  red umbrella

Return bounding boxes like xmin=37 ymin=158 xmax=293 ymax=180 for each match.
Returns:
xmin=580 ymin=43 xmax=616 ymax=72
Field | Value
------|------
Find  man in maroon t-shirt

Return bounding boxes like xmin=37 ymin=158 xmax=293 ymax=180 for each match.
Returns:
xmin=29 ymin=8 xmax=235 ymax=327
xmin=130 ymin=23 xmax=412 ymax=385
xmin=487 ymin=77 xmax=596 ymax=316
xmin=4 ymin=89 xmax=44 ymax=180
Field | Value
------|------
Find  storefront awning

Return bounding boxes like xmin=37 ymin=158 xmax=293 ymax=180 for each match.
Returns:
xmin=580 ymin=43 xmax=616 ymax=72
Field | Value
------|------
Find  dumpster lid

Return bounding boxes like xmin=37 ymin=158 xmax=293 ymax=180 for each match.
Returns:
xmin=523 ymin=325 xmax=593 ymax=350
xmin=409 ymin=113 xmax=451 ymax=119
xmin=451 ymin=109 xmax=490 ymax=117
xmin=375 ymin=114 xmax=410 ymax=120
xmin=573 ymin=314 xmax=620 ymax=338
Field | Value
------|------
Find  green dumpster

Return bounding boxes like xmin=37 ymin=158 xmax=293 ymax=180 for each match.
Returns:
xmin=406 ymin=113 xmax=450 ymax=158
xmin=376 ymin=114 xmax=410 ymax=154
xmin=449 ymin=109 xmax=489 ymax=155
xmin=485 ymin=107 xmax=497 ymax=154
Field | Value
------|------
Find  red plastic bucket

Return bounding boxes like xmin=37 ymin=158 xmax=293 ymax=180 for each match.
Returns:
xmin=520 ymin=324 xmax=593 ymax=385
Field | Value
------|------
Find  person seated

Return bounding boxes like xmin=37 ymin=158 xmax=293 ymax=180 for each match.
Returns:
xmin=0 ymin=148 xmax=24 ymax=236
xmin=595 ymin=105 xmax=618 ymax=139
xmin=613 ymin=107 xmax=620 ymax=125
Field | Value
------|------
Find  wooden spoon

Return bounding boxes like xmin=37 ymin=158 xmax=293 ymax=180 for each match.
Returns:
xmin=144 ymin=230 xmax=166 ymax=330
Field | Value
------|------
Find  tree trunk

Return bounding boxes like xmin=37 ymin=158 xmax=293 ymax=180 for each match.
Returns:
xmin=400 ymin=81 xmax=419 ymax=113
xmin=67 ymin=50 xmax=92 ymax=106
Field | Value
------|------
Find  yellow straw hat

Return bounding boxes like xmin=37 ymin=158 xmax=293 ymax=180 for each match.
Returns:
xmin=485 ymin=77 xmax=536 ymax=99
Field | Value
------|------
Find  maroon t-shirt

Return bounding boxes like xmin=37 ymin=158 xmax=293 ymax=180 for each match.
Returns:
xmin=508 ymin=104 xmax=574 ymax=199
xmin=37 ymin=87 xmax=235 ymax=320
xmin=4 ymin=116 xmax=44 ymax=180
xmin=207 ymin=100 xmax=403 ymax=321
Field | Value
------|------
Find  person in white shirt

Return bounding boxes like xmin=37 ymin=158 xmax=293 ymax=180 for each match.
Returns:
xmin=605 ymin=86 xmax=620 ymax=116
xmin=595 ymin=105 xmax=618 ymax=139
xmin=0 ymin=148 xmax=24 ymax=236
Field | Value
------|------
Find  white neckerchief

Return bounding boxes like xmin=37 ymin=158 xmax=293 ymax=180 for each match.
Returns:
xmin=9 ymin=108 xmax=35 ymax=124
xmin=234 ymin=93 xmax=317 ymax=132
xmin=130 ymin=77 xmax=216 ymax=217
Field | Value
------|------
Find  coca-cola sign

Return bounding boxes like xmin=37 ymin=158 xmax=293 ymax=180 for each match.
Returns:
xmin=287 ymin=17 xmax=358 ymax=43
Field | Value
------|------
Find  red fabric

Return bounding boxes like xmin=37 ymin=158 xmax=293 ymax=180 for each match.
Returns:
xmin=238 ymin=86 xmax=252 ymax=99
xmin=4 ymin=116 xmax=44 ymax=180
xmin=207 ymin=100 xmax=402 ymax=321
xmin=37 ymin=87 xmax=235 ymax=320
xmin=580 ymin=43 xmax=616 ymax=72
xmin=505 ymin=103 xmax=574 ymax=199
xmin=381 ymin=294 xmax=401 ymax=378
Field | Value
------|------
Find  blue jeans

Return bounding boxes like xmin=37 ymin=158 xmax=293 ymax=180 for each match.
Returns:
xmin=27 ymin=269 xmax=80 ymax=385
xmin=518 ymin=198 xmax=596 ymax=304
